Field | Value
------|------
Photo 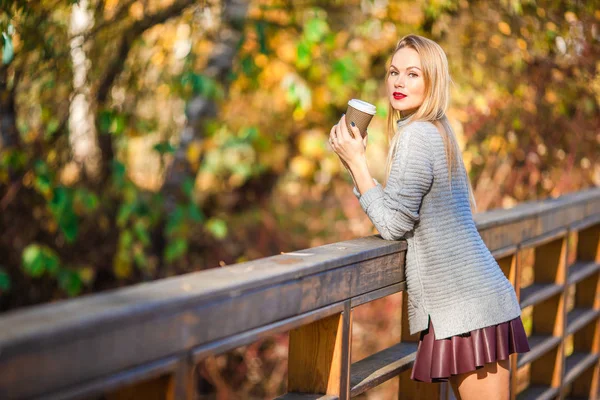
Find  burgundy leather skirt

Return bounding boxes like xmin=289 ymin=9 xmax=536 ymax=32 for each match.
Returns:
xmin=411 ymin=316 xmax=531 ymax=382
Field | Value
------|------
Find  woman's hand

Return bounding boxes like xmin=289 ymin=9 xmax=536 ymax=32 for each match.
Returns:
xmin=329 ymin=114 xmax=368 ymax=169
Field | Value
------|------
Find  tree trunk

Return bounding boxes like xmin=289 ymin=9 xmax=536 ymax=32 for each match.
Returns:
xmin=162 ymin=0 xmax=249 ymax=212
xmin=69 ymin=0 xmax=102 ymax=181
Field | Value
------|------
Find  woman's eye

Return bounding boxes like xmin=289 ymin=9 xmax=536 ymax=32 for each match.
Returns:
xmin=409 ymin=73 xmax=418 ymax=78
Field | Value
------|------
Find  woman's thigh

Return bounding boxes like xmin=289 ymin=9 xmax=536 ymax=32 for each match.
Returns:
xmin=451 ymin=358 xmax=510 ymax=400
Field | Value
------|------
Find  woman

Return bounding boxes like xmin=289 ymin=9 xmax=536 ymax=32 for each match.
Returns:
xmin=328 ymin=34 xmax=530 ymax=399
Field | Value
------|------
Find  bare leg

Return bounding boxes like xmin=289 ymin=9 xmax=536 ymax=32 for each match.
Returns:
xmin=452 ymin=358 xmax=510 ymax=400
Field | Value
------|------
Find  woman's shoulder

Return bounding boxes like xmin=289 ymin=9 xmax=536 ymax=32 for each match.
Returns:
xmin=405 ymin=120 xmax=441 ymax=136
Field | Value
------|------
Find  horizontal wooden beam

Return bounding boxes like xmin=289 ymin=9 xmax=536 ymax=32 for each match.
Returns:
xmin=476 ymin=187 xmax=600 ymax=252
xmin=349 ymin=342 xmax=417 ymax=397
xmin=0 ymin=240 xmax=406 ymax=398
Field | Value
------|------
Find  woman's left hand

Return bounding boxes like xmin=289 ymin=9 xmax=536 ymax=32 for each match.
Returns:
xmin=329 ymin=114 xmax=368 ymax=167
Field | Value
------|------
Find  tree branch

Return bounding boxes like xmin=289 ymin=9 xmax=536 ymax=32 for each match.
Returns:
xmin=96 ymin=0 xmax=196 ymax=104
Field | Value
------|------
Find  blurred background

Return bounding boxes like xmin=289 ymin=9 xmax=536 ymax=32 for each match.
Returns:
xmin=0 ymin=0 xmax=598 ymax=398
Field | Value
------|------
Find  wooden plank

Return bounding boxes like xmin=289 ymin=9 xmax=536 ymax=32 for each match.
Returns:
xmin=0 ymin=251 xmax=405 ymax=399
xmin=0 ymin=237 xmax=407 ymax=349
xmin=476 ymin=187 xmax=600 ymax=252
xmin=566 ymin=308 xmax=600 ymax=335
xmin=38 ymin=356 xmax=180 ymax=400
xmin=275 ymin=393 xmax=339 ymax=400
xmin=339 ymin=302 xmax=352 ymax=400
xmin=567 ymin=261 xmax=600 ymax=285
xmin=519 ymin=283 xmax=564 ymax=309
xmin=521 ymin=227 xmax=567 ymax=250
xmin=517 ymin=335 xmax=561 ymax=368
xmin=350 ymin=282 xmax=405 ymax=308
xmin=491 ymin=244 xmax=518 ymax=260
xmin=563 ymin=352 xmax=600 ymax=386
xmin=475 ymin=186 xmax=600 ymax=230
xmin=349 ymin=342 xmax=417 ymax=397
xmin=191 ymin=302 xmax=345 ymax=361
xmin=106 ymin=374 xmax=172 ymax=400
xmin=570 ymin=212 xmax=600 ymax=232
xmin=515 ymin=384 xmax=559 ymax=400
xmin=288 ymin=313 xmax=344 ymax=396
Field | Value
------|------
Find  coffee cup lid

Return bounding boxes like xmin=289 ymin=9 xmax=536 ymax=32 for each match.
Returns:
xmin=348 ymin=99 xmax=376 ymax=115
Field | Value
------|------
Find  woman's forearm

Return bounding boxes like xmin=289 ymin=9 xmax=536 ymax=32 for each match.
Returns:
xmin=348 ymin=156 xmax=376 ymax=196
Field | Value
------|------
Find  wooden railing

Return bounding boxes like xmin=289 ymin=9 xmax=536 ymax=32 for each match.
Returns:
xmin=0 ymin=187 xmax=598 ymax=400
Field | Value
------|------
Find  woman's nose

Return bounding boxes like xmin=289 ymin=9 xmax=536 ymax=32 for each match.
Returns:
xmin=394 ymin=75 xmax=405 ymax=87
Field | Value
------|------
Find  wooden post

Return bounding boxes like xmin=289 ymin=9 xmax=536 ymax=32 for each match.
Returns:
xmin=398 ymin=291 xmax=442 ymax=400
xmin=498 ymin=253 xmax=520 ymax=400
xmin=287 ymin=303 xmax=352 ymax=398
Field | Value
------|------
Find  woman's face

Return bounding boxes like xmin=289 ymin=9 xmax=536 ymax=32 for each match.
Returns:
xmin=387 ymin=47 xmax=425 ymax=115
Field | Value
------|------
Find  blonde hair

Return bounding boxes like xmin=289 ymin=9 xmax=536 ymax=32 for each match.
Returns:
xmin=383 ymin=34 xmax=477 ymax=213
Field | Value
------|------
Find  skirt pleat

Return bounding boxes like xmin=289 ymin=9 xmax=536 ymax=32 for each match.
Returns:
xmin=410 ymin=316 xmax=531 ymax=382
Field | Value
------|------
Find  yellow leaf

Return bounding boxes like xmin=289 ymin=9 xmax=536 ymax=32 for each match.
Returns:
xmin=290 ymin=156 xmax=316 ymax=179
xmin=79 ymin=267 xmax=95 ymax=284
xmin=298 ymin=129 xmax=326 ymax=159
xmin=564 ymin=11 xmax=577 ymax=23
xmin=544 ymin=89 xmax=558 ymax=104
xmin=186 ymin=141 xmax=203 ymax=166
xmin=197 ymin=171 xmax=216 ymax=192
xmin=113 ymin=253 xmax=132 ymax=279
xmin=489 ymin=35 xmax=502 ymax=49
xmin=498 ymin=21 xmax=511 ymax=36
xmin=129 ymin=1 xmax=144 ymax=20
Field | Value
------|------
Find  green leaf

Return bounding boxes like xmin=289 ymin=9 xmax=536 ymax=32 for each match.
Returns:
xmin=134 ymin=221 xmax=151 ymax=246
xmin=133 ymin=251 xmax=148 ymax=268
xmin=255 ymin=20 xmax=268 ymax=54
xmin=2 ymin=31 xmax=14 ymax=65
xmin=206 ymin=218 xmax=228 ymax=239
xmin=188 ymin=203 xmax=204 ymax=222
xmin=164 ymin=238 xmax=188 ymax=263
xmin=21 ymin=245 xmax=61 ymax=278
xmin=0 ymin=268 xmax=11 ymax=292
xmin=304 ymin=18 xmax=328 ymax=43
xmin=153 ymin=141 xmax=176 ymax=154
xmin=117 ymin=203 xmax=135 ymax=227
xmin=22 ymin=244 xmax=45 ymax=277
xmin=75 ymin=189 xmax=99 ymax=212
xmin=182 ymin=177 xmax=195 ymax=198
xmin=296 ymin=40 xmax=311 ymax=68
xmin=98 ymin=110 xmax=113 ymax=133
xmin=58 ymin=269 xmax=82 ymax=297
xmin=166 ymin=205 xmax=185 ymax=236
xmin=120 ymin=229 xmax=134 ymax=249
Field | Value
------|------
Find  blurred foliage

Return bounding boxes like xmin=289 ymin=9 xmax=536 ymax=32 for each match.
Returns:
xmin=0 ymin=0 xmax=599 ymax=397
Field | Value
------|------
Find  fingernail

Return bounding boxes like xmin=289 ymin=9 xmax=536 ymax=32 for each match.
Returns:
xmin=351 ymin=121 xmax=355 ymax=127
xmin=342 ymin=113 xmax=345 ymax=116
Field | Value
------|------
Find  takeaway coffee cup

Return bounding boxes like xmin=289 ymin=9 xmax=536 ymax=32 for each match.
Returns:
xmin=345 ymin=99 xmax=376 ymax=139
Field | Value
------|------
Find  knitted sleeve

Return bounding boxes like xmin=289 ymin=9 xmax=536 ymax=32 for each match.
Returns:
xmin=352 ymin=124 xmax=434 ymax=240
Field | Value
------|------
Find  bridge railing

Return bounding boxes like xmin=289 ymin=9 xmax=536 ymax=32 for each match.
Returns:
xmin=0 ymin=187 xmax=598 ymax=400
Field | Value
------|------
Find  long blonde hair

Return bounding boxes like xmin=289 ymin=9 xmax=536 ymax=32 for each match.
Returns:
xmin=383 ymin=34 xmax=477 ymax=213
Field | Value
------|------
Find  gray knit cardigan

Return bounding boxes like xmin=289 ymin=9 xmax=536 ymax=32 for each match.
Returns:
xmin=353 ymin=119 xmax=521 ymax=340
